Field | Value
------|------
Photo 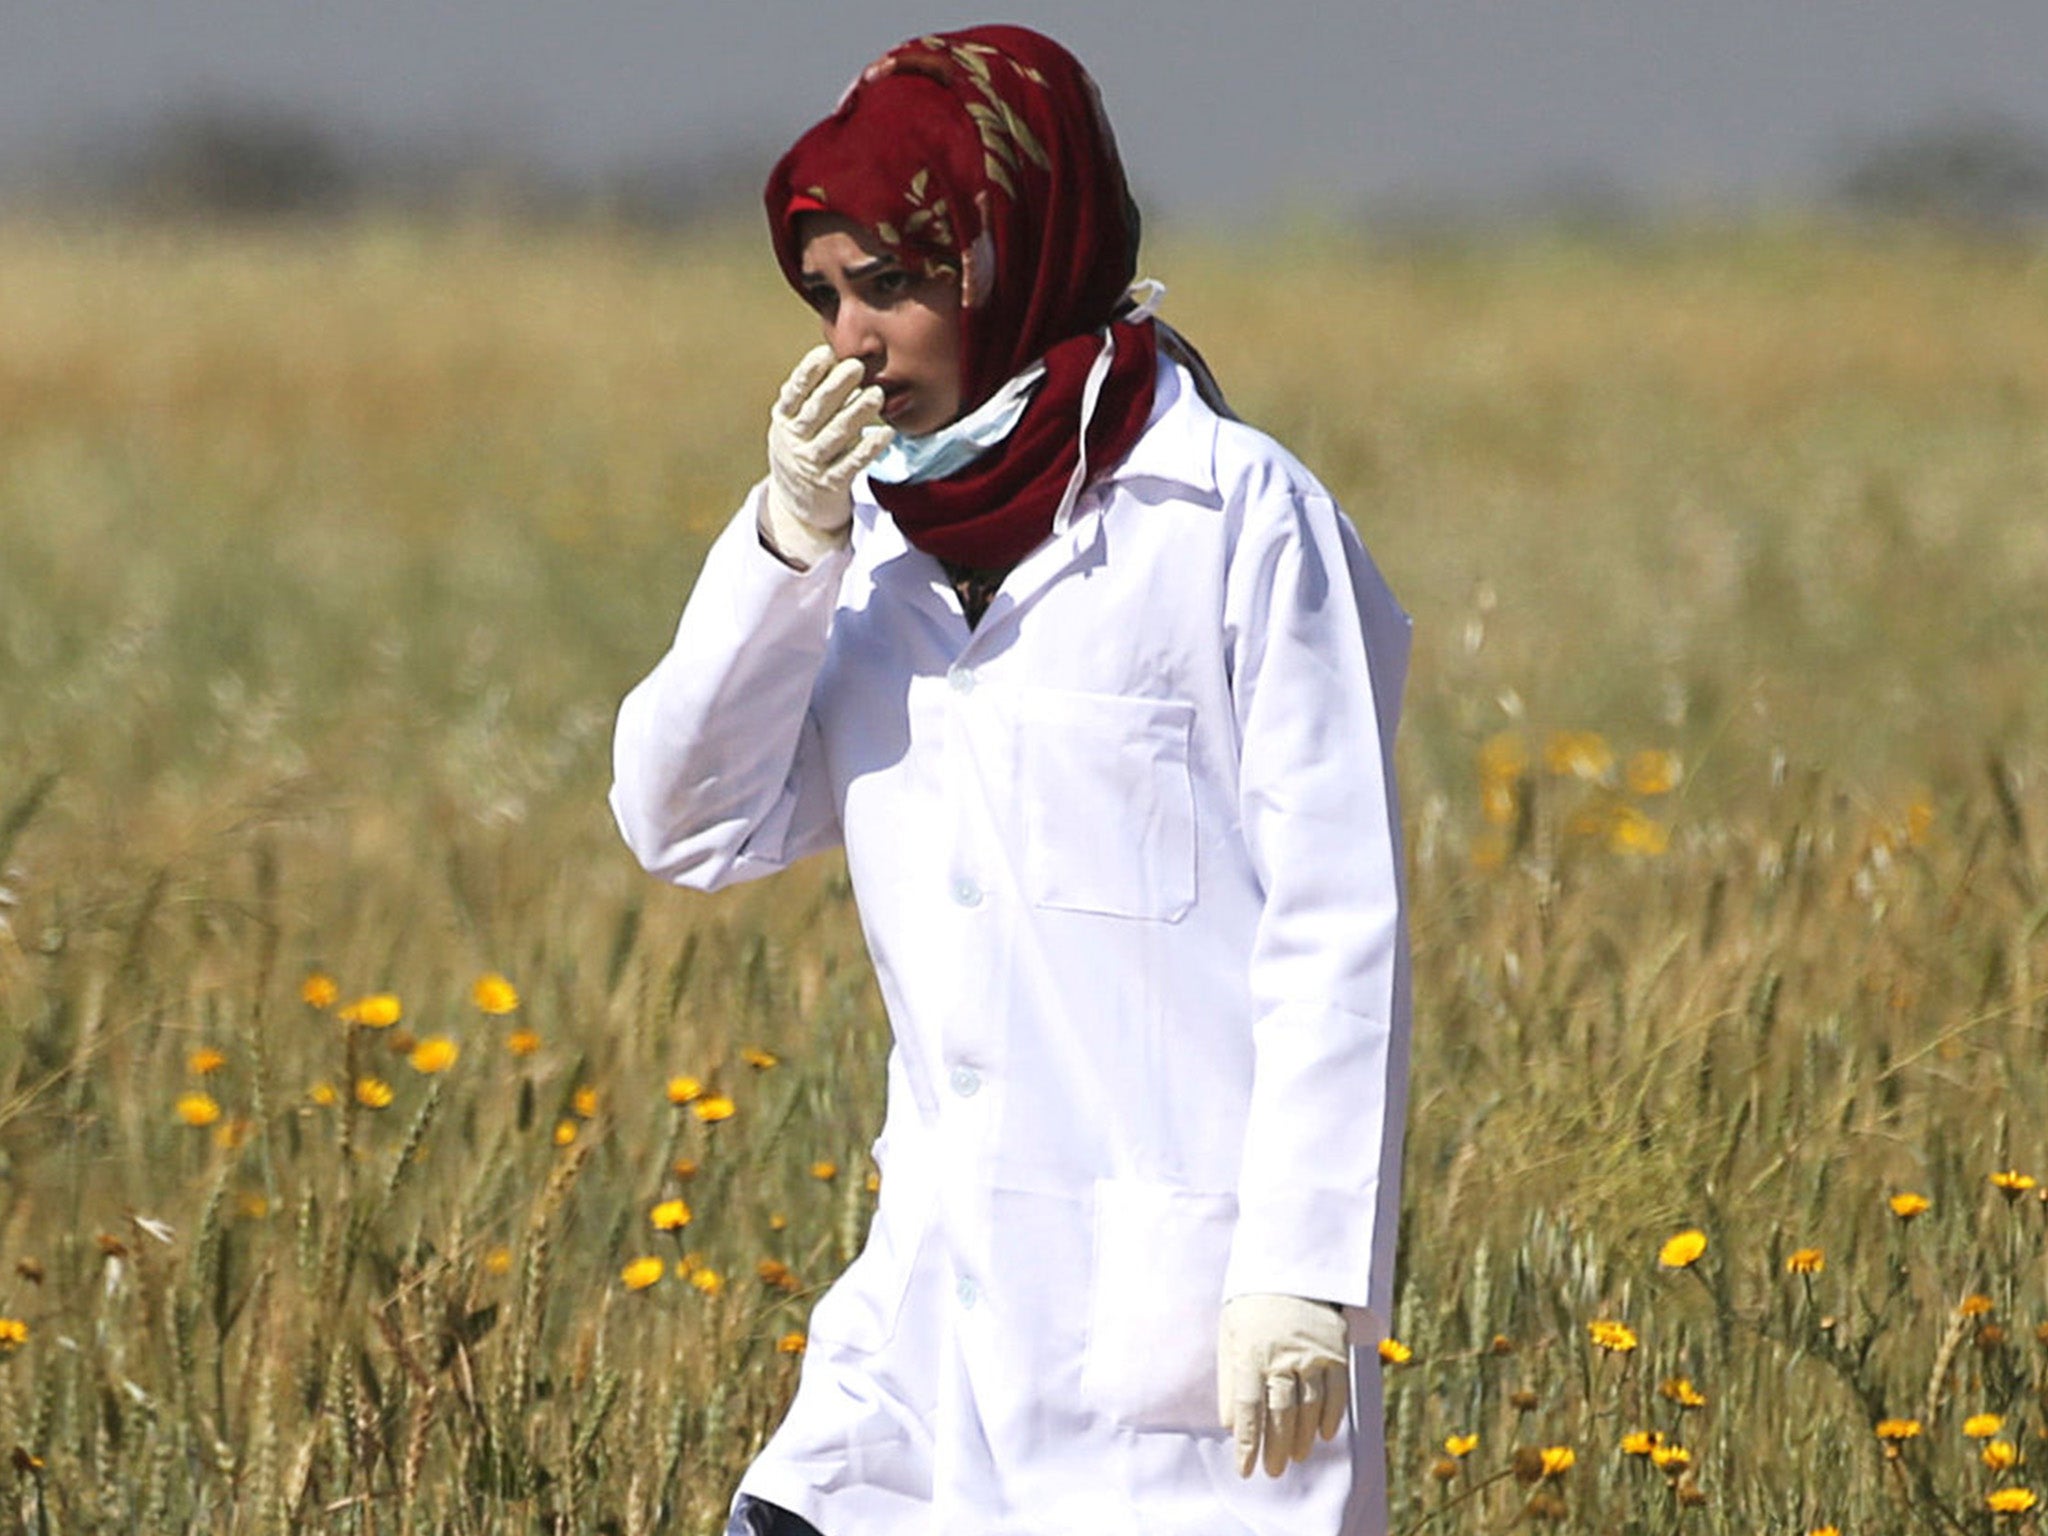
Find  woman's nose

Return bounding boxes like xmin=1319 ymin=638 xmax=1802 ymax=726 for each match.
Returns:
xmin=828 ymin=302 xmax=883 ymax=366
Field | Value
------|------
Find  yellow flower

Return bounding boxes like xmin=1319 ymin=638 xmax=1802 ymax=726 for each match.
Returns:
xmin=1988 ymin=1488 xmax=2038 ymax=1515
xmin=1625 ymin=749 xmax=1682 ymax=796
xmin=307 ymin=1081 xmax=338 ymax=1107
xmin=865 ymin=1172 xmax=881 ymax=1194
xmin=1478 ymin=732 xmax=1529 ymax=784
xmin=665 ymin=1075 xmax=703 ymax=1104
xmin=1874 ymin=1418 xmax=1923 ymax=1441
xmin=740 ymin=1046 xmax=780 ymax=1070
xmin=690 ymin=1267 xmax=725 ymax=1295
xmin=339 ymin=993 xmax=402 ymax=1028
xmin=300 ymin=972 xmax=339 ymax=1009
xmin=693 ymin=1094 xmax=736 ymax=1124
xmin=355 ymin=1077 xmax=394 ymax=1110
xmin=811 ymin=1160 xmax=839 ymax=1181
xmin=1538 ymin=1446 xmax=1575 ymax=1478
xmin=758 ymin=1258 xmax=800 ymax=1292
xmin=620 ymin=1256 xmax=665 ymax=1291
xmin=408 ymin=1037 xmax=459 ymax=1074
xmin=1967 ymin=1414 xmax=2007 ymax=1440
xmin=1544 ymin=730 xmax=1614 ymax=782
xmin=236 ymin=1192 xmax=270 ymax=1220
xmin=777 ymin=1331 xmax=807 ymax=1355
xmin=650 ymin=1199 xmax=692 ymax=1231
xmin=1609 ymin=806 xmax=1671 ymax=857
xmin=1961 ymin=1294 xmax=1996 ymax=1318
xmin=175 ymin=1092 xmax=222 ymax=1128
xmin=571 ymin=1086 xmax=598 ymax=1118
xmin=1888 ymin=1191 xmax=1931 ymax=1220
xmin=1658 ymin=1229 xmax=1707 ymax=1269
xmin=0 ymin=1318 xmax=27 ymax=1349
xmin=506 ymin=1029 xmax=541 ymax=1057
xmin=1378 ymin=1338 xmax=1412 ymax=1364
xmin=1621 ymin=1430 xmax=1663 ymax=1457
xmin=769 ymin=1212 xmax=788 ymax=1231
xmin=1785 ymin=1247 xmax=1825 ymax=1275
xmin=1480 ymin=777 xmax=1519 ymax=827
xmin=1445 ymin=1434 xmax=1480 ymax=1458
xmin=187 ymin=1046 xmax=227 ymax=1076
xmin=1659 ymin=1377 xmax=1707 ymax=1409
xmin=1589 ymin=1319 xmax=1638 ymax=1353
xmin=552 ymin=1119 xmax=577 ymax=1146
xmin=672 ymin=1158 xmax=700 ymax=1180
xmin=1986 ymin=1441 xmax=2021 ymax=1471
xmin=472 ymin=973 xmax=520 ymax=1014
xmin=1809 ymin=1527 xmax=1841 ymax=1536
xmin=484 ymin=1246 xmax=513 ymax=1275
xmin=1650 ymin=1442 xmax=1691 ymax=1472
xmin=1990 ymin=1170 xmax=2037 ymax=1197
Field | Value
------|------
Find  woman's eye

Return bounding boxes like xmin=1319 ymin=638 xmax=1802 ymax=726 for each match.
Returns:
xmin=868 ymin=269 xmax=910 ymax=301
xmin=801 ymin=286 xmax=837 ymax=317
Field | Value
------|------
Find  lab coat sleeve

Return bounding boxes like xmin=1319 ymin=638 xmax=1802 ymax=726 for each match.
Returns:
xmin=1218 ymin=463 xmax=1413 ymax=1339
xmin=609 ymin=483 xmax=850 ymax=889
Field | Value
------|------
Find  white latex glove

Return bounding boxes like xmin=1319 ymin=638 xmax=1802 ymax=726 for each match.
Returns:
xmin=1218 ymin=1293 xmax=1350 ymax=1478
xmin=761 ymin=344 xmax=894 ymax=568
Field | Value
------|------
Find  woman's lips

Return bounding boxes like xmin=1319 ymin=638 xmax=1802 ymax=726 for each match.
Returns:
xmin=878 ymin=383 xmax=913 ymax=423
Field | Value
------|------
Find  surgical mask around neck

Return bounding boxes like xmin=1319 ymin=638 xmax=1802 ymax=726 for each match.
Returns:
xmin=867 ymin=361 xmax=1047 ymax=485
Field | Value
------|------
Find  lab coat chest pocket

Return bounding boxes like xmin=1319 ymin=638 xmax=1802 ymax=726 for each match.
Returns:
xmin=1017 ymin=690 xmax=1196 ymax=922
xmin=1082 ymin=1179 xmax=1236 ymax=1432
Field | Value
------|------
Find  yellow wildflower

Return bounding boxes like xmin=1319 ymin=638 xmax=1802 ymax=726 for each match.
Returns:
xmin=1888 ymin=1191 xmax=1931 ymax=1220
xmin=1625 ymin=749 xmax=1682 ymax=796
xmin=1967 ymin=1414 xmax=2006 ymax=1440
xmin=1658 ymin=1229 xmax=1707 ymax=1269
xmin=571 ymin=1086 xmax=598 ymax=1118
xmin=672 ymin=1158 xmax=700 ymax=1180
xmin=740 ymin=1046 xmax=780 ymax=1070
xmin=1986 ymin=1441 xmax=2021 ymax=1471
xmin=778 ymin=1331 xmax=807 ymax=1355
xmin=1875 ymin=1418 xmax=1923 ymax=1441
xmin=1609 ymin=806 xmax=1671 ymax=857
xmin=472 ymin=973 xmax=520 ymax=1014
xmin=1809 ymin=1527 xmax=1840 ymax=1536
xmin=1659 ymin=1377 xmax=1707 ymax=1409
xmin=355 ymin=1078 xmax=394 ymax=1110
xmin=339 ymin=993 xmax=402 ymax=1028
xmin=300 ymin=972 xmax=339 ymax=1009
xmin=1990 ymin=1170 xmax=2037 ymax=1197
xmin=769 ymin=1212 xmax=788 ymax=1231
xmin=1544 ymin=730 xmax=1613 ymax=782
xmin=552 ymin=1119 xmax=577 ymax=1146
xmin=1538 ymin=1446 xmax=1575 ymax=1478
xmin=694 ymin=1094 xmax=737 ymax=1124
xmin=1650 ymin=1443 xmax=1691 ymax=1472
xmin=408 ymin=1037 xmax=459 ymax=1074
xmin=690 ymin=1267 xmax=725 ymax=1296
xmin=1445 ymin=1434 xmax=1479 ymax=1458
xmin=236 ymin=1192 xmax=270 ymax=1220
xmin=1477 ymin=731 xmax=1529 ymax=784
xmin=187 ymin=1046 xmax=227 ymax=1076
xmin=1988 ymin=1488 xmax=2038 ymax=1515
xmin=665 ymin=1075 xmax=703 ymax=1104
xmin=506 ymin=1028 xmax=540 ymax=1057
xmin=307 ymin=1081 xmax=338 ymax=1107
xmin=1589 ymin=1319 xmax=1638 ymax=1353
xmin=651 ymin=1199 xmax=692 ymax=1232
xmin=483 ymin=1246 xmax=513 ymax=1275
xmin=1378 ymin=1338 xmax=1412 ymax=1364
xmin=812 ymin=1160 xmax=839 ymax=1181
xmin=1961 ymin=1294 xmax=1996 ymax=1318
xmin=1785 ymin=1247 xmax=1825 ymax=1275
xmin=758 ymin=1258 xmax=800 ymax=1292
xmin=620 ymin=1257 xmax=665 ymax=1292
xmin=865 ymin=1172 xmax=881 ymax=1194
xmin=175 ymin=1092 xmax=222 ymax=1128
xmin=1621 ymin=1430 xmax=1663 ymax=1457
xmin=0 ymin=1319 xmax=25 ymax=1349
xmin=1480 ymin=777 xmax=1519 ymax=827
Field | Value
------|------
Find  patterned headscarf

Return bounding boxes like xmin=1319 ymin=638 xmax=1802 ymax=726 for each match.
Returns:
xmin=766 ymin=25 xmax=1160 ymax=572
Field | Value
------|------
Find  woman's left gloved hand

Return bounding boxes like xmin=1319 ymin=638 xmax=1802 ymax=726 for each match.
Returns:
xmin=1217 ymin=1293 xmax=1350 ymax=1477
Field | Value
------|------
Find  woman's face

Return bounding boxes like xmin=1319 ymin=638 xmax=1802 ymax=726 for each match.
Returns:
xmin=797 ymin=213 xmax=963 ymax=436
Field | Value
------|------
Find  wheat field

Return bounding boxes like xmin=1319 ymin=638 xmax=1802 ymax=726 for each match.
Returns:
xmin=1 ymin=214 xmax=2046 ymax=1533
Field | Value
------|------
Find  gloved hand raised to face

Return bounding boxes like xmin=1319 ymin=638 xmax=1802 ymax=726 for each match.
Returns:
xmin=761 ymin=345 xmax=895 ymax=568
xmin=1218 ymin=1292 xmax=1350 ymax=1478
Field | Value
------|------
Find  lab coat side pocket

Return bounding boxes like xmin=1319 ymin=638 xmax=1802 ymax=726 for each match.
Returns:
xmin=1081 ymin=1178 xmax=1237 ymax=1432
xmin=1018 ymin=690 xmax=1197 ymax=922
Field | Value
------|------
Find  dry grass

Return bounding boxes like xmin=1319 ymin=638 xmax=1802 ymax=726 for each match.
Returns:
xmin=0 ymin=214 xmax=2045 ymax=1532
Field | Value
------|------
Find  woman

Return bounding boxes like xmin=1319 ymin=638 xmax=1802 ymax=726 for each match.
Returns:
xmin=611 ymin=25 xmax=1411 ymax=1536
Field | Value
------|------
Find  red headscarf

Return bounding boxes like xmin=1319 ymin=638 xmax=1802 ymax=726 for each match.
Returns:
xmin=766 ymin=25 xmax=1159 ymax=571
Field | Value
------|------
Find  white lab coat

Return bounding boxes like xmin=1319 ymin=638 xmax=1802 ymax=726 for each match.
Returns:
xmin=611 ymin=358 xmax=1412 ymax=1536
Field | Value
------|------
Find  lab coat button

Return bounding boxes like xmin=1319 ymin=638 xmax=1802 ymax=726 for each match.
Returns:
xmin=951 ymin=878 xmax=982 ymax=908
xmin=948 ymin=665 xmax=977 ymax=694
xmin=957 ymin=1276 xmax=979 ymax=1309
xmin=949 ymin=1065 xmax=981 ymax=1098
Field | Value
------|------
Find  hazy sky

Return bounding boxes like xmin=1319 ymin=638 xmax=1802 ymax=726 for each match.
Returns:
xmin=6 ymin=1 xmax=2047 ymax=215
